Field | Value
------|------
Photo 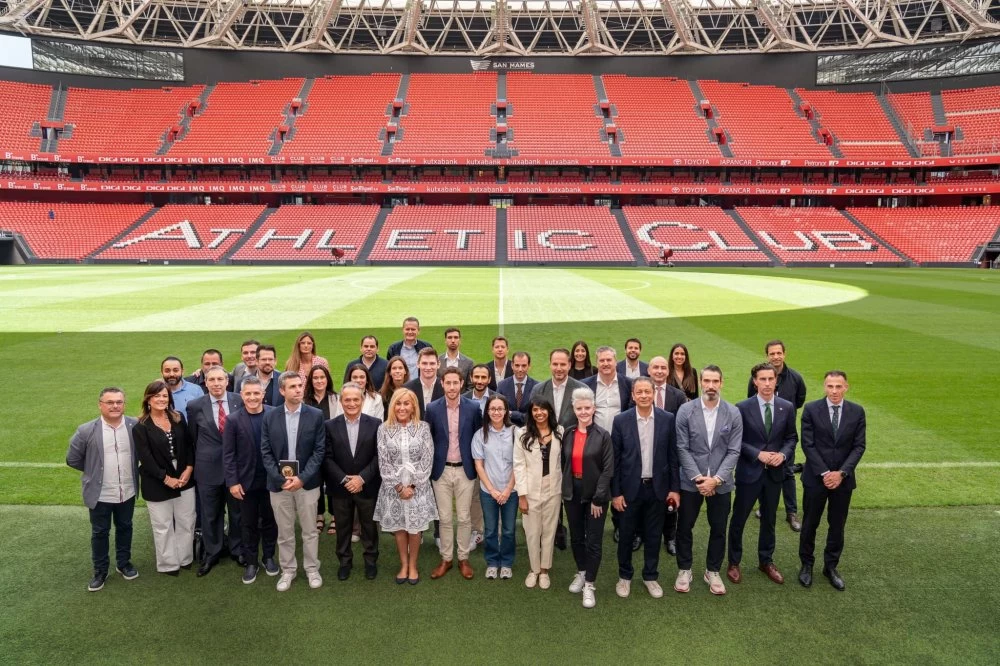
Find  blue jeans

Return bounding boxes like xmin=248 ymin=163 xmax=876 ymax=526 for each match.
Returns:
xmin=89 ymin=497 xmax=136 ymax=574
xmin=480 ymin=489 xmax=517 ymax=568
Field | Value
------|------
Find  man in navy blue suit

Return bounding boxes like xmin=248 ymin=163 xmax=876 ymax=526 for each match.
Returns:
xmin=611 ymin=377 xmax=679 ymax=599
xmin=426 ymin=367 xmax=483 ymax=581
xmin=727 ymin=362 xmax=798 ymax=586
xmin=616 ymin=338 xmax=649 ymax=380
xmin=496 ymin=351 xmax=537 ymax=427
xmin=260 ymin=371 xmax=327 ymax=592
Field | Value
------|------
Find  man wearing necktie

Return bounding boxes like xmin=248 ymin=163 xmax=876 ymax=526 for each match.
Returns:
xmin=497 ymin=352 xmax=538 ymax=427
xmin=187 ymin=366 xmax=244 ymax=576
xmin=727 ymin=363 xmax=798 ymax=586
xmin=797 ymin=371 xmax=866 ymax=591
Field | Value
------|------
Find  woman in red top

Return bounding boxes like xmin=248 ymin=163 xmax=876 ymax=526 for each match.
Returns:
xmin=560 ymin=386 xmax=613 ymax=609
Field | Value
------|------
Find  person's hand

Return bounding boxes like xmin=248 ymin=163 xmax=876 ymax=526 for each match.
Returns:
xmin=345 ymin=476 xmax=364 ymax=494
xmin=612 ymin=496 xmax=627 ymax=512
xmin=695 ymin=476 xmax=718 ymax=497
xmin=497 ymin=489 xmax=511 ymax=505
xmin=590 ymin=503 xmax=604 ymax=518
xmin=667 ymin=491 xmax=680 ymax=508
xmin=822 ymin=471 xmax=843 ymax=490
xmin=229 ymin=484 xmax=244 ymax=500
xmin=399 ymin=486 xmax=415 ymax=500
xmin=518 ymin=497 xmax=529 ymax=515
xmin=282 ymin=476 xmax=303 ymax=492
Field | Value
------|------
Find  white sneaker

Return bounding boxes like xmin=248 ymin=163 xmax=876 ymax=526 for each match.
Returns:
xmin=307 ymin=571 xmax=323 ymax=589
xmin=485 ymin=566 xmax=498 ymax=580
xmin=276 ymin=573 xmax=295 ymax=592
xmin=582 ymin=582 xmax=596 ymax=608
xmin=704 ymin=570 xmax=726 ymax=595
xmin=644 ymin=580 xmax=664 ymax=598
xmin=538 ymin=572 xmax=551 ymax=590
xmin=525 ymin=571 xmax=538 ymax=588
xmin=500 ymin=567 xmax=513 ymax=580
xmin=674 ymin=569 xmax=692 ymax=593
xmin=568 ymin=571 xmax=586 ymax=594
xmin=469 ymin=531 xmax=483 ymax=552
xmin=616 ymin=578 xmax=631 ymax=598
xmin=351 ymin=534 xmax=360 ymax=543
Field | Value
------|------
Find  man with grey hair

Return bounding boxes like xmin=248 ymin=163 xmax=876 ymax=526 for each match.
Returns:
xmin=67 ymin=387 xmax=140 ymax=592
xmin=261 ymin=371 xmax=327 ymax=592
xmin=187 ymin=365 xmax=244 ymax=577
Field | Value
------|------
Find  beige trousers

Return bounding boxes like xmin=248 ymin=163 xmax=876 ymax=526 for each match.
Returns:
xmin=270 ymin=486 xmax=321 ymax=575
xmin=147 ymin=488 xmax=196 ymax=572
xmin=521 ymin=481 xmax=561 ymax=573
xmin=433 ymin=465 xmax=477 ymax=562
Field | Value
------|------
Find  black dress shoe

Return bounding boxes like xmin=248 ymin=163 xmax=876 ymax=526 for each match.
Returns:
xmin=161 ymin=570 xmax=180 ymax=577
xmin=798 ymin=566 xmax=813 ymax=588
xmin=364 ymin=564 xmax=378 ymax=580
xmin=665 ymin=539 xmax=677 ymax=556
xmin=337 ymin=565 xmax=352 ymax=581
xmin=180 ymin=563 xmax=193 ymax=571
xmin=197 ymin=559 xmax=217 ymax=577
xmin=823 ymin=567 xmax=845 ymax=591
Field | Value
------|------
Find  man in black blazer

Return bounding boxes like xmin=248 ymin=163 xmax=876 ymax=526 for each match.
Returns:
xmin=486 ymin=336 xmax=513 ymax=391
xmin=616 ymin=338 xmax=650 ymax=380
xmin=648 ymin=354 xmax=690 ymax=554
xmin=798 ymin=371 xmax=866 ymax=591
xmin=402 ymin=347 xmax=443 ymax=421
xmin=243 ymin=344 xmax=282 ymax=406
xmin=386 ymin=317 xmax=431 ymax=377
xmin=185 ymin=348 xmax=234 ymax=394
xmin=323 ymin=383 xmax=382 ymax=581
xmin=260 ymin=371 xmax=327 ymax=592
xmin=530 ymin=348 xmax=586 ymax=430
xmin=462 ymin=364 xmax=498 ymax=414
xmin=727 ymin=363 xmax=798 ymax=586
xmin=342 ymin=335 xmax=388 ymax=390
xmin=222 ymin=376 xmax=279 ymax=584
xmin=496 ymin=351 xmax=538 ymax=427
xmin=187 ymin=366 xmax=245 ymax=576
xmin=611 ymin=377 xmax=679 ymax=599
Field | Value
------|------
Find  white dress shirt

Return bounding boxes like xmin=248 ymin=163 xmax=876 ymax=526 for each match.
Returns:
xmin=551 ymin=380 xmax=567 ymax=421
xmin=98 ymin=418 xmax=135 ymax=504
xmin=594 ymin=375 xmax=621 ymax=432
xmin=636 ymin=409 xmax=654 ymax=478
xmin=213 ymin=395 xmax=231 ymax=430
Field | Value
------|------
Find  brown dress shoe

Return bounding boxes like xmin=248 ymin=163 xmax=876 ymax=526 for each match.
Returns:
xmin=759 ymin=563 xmax=785 ymax=584
xmin=787 ymin=513 xmax=802 ymax=532
xmin=458 ymin=559 xmax=475 ymax=580
xmin=726 ymin=564 xmax=742 ymax=584
xmin=430 ymin=560 xmax=452 ymax=579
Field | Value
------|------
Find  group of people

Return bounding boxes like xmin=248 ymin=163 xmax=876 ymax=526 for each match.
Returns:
xmin=67 ymin=317 xmax=867 ymax=608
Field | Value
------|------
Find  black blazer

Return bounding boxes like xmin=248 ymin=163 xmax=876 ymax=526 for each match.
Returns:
xmin=402 ymin=377 xmax=444 ymax=421
xmin=800 ymin=399 xmax=866 ymax=491
xmin=134 ymin=418 xmax=192 ymax=503
xmin=582 ymin=373 xmax=635 ymax=414
xmin=496 ymin=375 xmax=539 ymax=426
xmin=486 ymin=359 xmax=513 ymax=392
xmin=187 ymin=392 xmax=244 ymax=487
xmin=322 ymin=414 xmax=382 ymax=499
xmin=734 ymin=396 xmax=798 ymax=485
xmin=222 ymin=406 xmax=273 ymax=491
xmin=654 ymin=383 xmax=689 ymax=416
xmin=561 ymin=424 xmax=614 ymax=505
xmin=611 ymin=407 xmax=678 ymax=503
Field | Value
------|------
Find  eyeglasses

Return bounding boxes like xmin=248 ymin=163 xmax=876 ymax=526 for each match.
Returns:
xmin=101 ymin=400 xmax=125 ymax=406
xmin=487 ymin=407 xmax=507 ymax=413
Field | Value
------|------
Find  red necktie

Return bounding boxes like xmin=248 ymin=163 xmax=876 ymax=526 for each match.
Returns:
xmin=217 ymin=400 xmax=227 ymax=434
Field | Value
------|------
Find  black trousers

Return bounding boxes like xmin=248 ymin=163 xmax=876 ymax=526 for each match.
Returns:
xmin=676 ymin=489 xmax=731 ymax=572
xmin=617 ymin=482 xmax=665 ymax=581
xmin=89 ymin=497 xmax=135 ymax=574
xmin=198 ymin=481 xmax=242 ymax=562
xmin=782 ymin=460 xmax=798 ymax=515
xmin=662 ymin=508 xmax=678 ymax=544
xmin=728 ymin=473 xmax=782 ymax=566
xmin=332 ymin=494 xmax=379 ymax=567
xmin=799 ymin=482 xmax=853 ymax=570
xmin=565 ymin=480 xmax=608 ymax=583
xmin=240 ymin=486 xmax=277 ymax=563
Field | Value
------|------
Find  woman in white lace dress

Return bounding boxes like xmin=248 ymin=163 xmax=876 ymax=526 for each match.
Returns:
xmin=374 ymin=388 xmax=437 ymax=584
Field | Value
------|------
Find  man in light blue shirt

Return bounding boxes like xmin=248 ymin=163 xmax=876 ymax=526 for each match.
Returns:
xmin=161 ymin=356 xmax=205 ymax=420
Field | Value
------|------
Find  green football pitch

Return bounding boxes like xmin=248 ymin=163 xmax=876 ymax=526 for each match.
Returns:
xmin=1 ymin=265 xmax=997 ymax=664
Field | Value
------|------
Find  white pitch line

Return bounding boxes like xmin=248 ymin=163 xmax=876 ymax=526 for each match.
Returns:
xmin=498 ymin=267 xmax=505 ymax=336
xmin=5 ymin=461 xmax=999 ymax=470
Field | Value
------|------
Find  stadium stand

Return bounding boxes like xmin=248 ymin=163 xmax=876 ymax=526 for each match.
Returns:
xmin=622 ymin=206 xmax=771 ymax=264
xmin=736 ymin=207 xmax=904 ymax=264
xmin=0 ymin=202 xmax=151 ymax=260
xmin=507 ymin=206 xmax=635 ymax=264
xmin=940 ymin=86 xmax=1000 ymax=156
xmin=848 ymin=206 xmax=1000 ymax=264
xmin=230 ymin=204 xmax=379 ymax=263
xmin=392 ymin=73 xmax=496 ymax=159
xmin=367 ymin=206 xmax=496 ymax=262
xmin=793 ymin=89 xmax=912 ymax=159
xmin=505 ymin=74 xmax=610 ymax=159
xmin=0 ymin=81 xmax=52 ymax=154
xmin=95 ymin=204 xmax=266 ymax=262
xmin=888 ymin=91 xmax=942 ymax=157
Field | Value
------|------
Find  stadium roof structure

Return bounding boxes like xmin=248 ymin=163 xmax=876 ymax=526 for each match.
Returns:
xmin=1 ymin=0 xmax=999 ymax=55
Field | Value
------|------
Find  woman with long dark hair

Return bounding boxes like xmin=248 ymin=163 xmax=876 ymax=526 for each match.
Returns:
xmin=380 ymin=355 xmax=410 ymax=419
xmin=133 ymin=380 xmax=195 ymax=575
xmin=667 ymin=343 xmax=699 ymax=401
xmin=568 ymin=340 xmax=596 ymax=380
xmin=512 ymin=395 xmax=563 ymax=590
xmin=286 ymin=331 xmax=329 ymax=382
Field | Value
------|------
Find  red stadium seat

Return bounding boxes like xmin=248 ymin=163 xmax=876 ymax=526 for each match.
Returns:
xmin=507 ymin=206 xmax=634 ymax=263
xmin=847 ymin=206 xmax=1000 ymax=264
xmin=230 ymin=205 xmax=379 ymax=262
xmin=622 ymin=206 xmax=770 ymax=264
xmin=368 ymin=206 xmax=496 ymax=262
xmin=0 ymin=202 xmax=151 ymax=260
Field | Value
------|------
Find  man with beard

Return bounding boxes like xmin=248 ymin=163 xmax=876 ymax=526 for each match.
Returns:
xmin=161 ymin=356 xmax=204 ymax=420
xmin=616 ymin=338 xmax=649 ymax=380
xmin=231 ymin=340 xmax=261 ymax=389
xmin=343 ymin=335 xmax=388 ymax=390
xmin=247 ymin=345 xmax=282 ymax=406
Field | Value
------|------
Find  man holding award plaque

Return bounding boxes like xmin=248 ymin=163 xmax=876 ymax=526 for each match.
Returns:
xmin=261 ymin=371 xmax=327 ymax=592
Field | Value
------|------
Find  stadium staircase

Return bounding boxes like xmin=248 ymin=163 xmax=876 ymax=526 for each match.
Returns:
xmin=839 ymin=210 xmax=915 ymax=264
xmin=592 ymin=75 xmax=622 ymax=158
xmin=487 ymin=73 xmax=517 ymax=159
xmin=496 ymin=207 xmax=509 ymax=265
xmin=85 ymin=207 xmax=161 ymax=262
xmin=220 ymin=207 xmax=278 ymax=261
xmin=40 ymin=85 xmax=71 ymax=153
xmin=787 ymin=88 xmax=842 ymax=159
xmin=269 ymin=79 xmax=313 ymax=156
xmin=929 ymin=92 xmax=952 ymax=157
xmin=381 ymin=74 xmax=410 ymax=157
xmin=724 ymin=210 xmax=780 ymax=265
xmin=688 ymin=80 xmax=732 ymax=158
xmin=610 ymin=208 xmax=646 ymax=265
xmin=158 ymin=85 xmax=215 ymax=155
xmin=356 ymin=207 xmax=393 ymax=263
xmin=876 ymin=94 xmax=920 ymax=158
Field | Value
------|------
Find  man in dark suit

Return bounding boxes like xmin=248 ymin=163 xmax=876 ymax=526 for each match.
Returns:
xmin=260 ymin=371 xmax=327 ymax=592
xmin=496 ymin=351 xmax=537 ymax=427
xmin=323 ymin=383 xmax=382 ymax=581
xmin=187 ymin=366 xmax=244 ymax=576
xmin=486 ymin=335 xmax=513 ymax=391
xmin=727 ymin=362 xmax=798 ymax=586
xmin=386 ymin=316 xmax=431 ymax=377
xmin=747 ymin=339 xmax=808 ymax=532
xmin=403 ymin=347 xmax=444 ymax=421
xmin=426 ymin=368 xmax=483 ymax=580
xmin=462 ymin=364 xmax=498 ymax=415
xmin=222 ymin=376 xmax=279 ymax=585
xmin=647 ymin=354 xmax=689 ymax=554
xmin=530 ymin=348 xmax=585 ymax=430
xmin=673 ymin=365 xmax=743 ymax=596
xmin=439 ymin=327 xmax=475 ymax=384
xmin=185 ymin=348 xmax=234 ymax=394
xmin=617 ymin=338 xmax=650 ymax=380
xmin=611 ymin=377 xmax=679 ymax=599
xmin=342 ymin=335 xmax=388 ymax=390
xmin=243 ymin=344 xmax=282 ymax=406
xmin=798 ymin=370 xmax=866 ymax=591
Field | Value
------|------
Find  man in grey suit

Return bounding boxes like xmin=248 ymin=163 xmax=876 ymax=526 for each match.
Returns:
xmin=187 ymin=366 xmax=245 ymax=576
xmin=673 ymin=365 xmax=742 ymax=596
xmin=530 ymin=348 xmax=585 ymax=430
xmin=66 ymin=387 xmax=140 ymax=592
xmin=439 ymin=327 xmax=475 ymax=384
